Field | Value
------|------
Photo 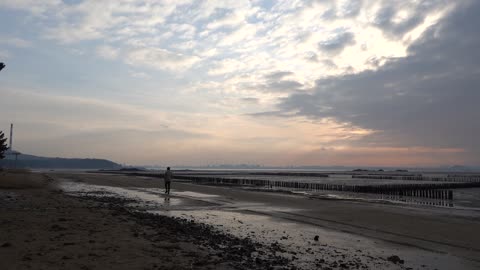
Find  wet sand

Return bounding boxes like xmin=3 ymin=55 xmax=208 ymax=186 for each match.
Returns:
xmin=0 ymin=171 xmax=292 ymax=269
xmin=2 ymin=171 xmax=480 ymax=269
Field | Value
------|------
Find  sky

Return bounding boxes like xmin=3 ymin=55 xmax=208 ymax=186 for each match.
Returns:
xmin=0 ymin=0 xmax=479 ymax=167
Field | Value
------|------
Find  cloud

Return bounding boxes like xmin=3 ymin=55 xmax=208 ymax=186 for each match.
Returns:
xmin=0 ymin=88 xmax=154 ymax=129
xmin=207 ymin=58 xmax=249 ymax=76
xmin=0 ymin=37 xmax=32 ymax=48
xmin=67 ymin=48 xmax=85 ymax=55
xmin=0 ymin=0 xmax=471 ymax=166
xmin=216 ymin=23 xmax=259 ymax=47
xmin=1 ymin=0 xmax=456 ymax=82
xmin=335 ymin=0 xmax=363 ymax=18
xmin=290 ymin=146 xmax=467 ymax=167
xmin=192 ymin=0 xmax=254 ymax=22
xmin=45 ymin=24 xmax=103 ymax=43
xmin=265 ymin=71 xmax=294 ymax=81
xmin=39 ymin=0 xmax=191 ymax=43
xmin=96 ymin=45 xmax=119 ymax=59
xmin=304 ymin=52 xmax=319 ymax=62
xmin=129 ymin=71 xmax=151 ymax=79
xmin=370 ymin=0 xmax=452 ymax=38
xmin=241 ymin=97 xmax=259 ymax=104
xmin=205 ymin=10 xmax=246 ymax=30
xmin=169 ymin=24 xmax=196 ymax=40
xmin=0 ymin=88 xmax=212 ymax=161
xmin=125 ymin=47 xmax=200 ymax=72
xmin=318 ymin=31 xmax=356 ymax=54
xmin=0 ymin=50 xmax=11 ymax=59
xmin=275 ymin=1 xmax=480 ymax=163
xmin=0 ymin=0 xmax=60 ymax=15
xmin=263 ymin=80 xmax=303 ymax=93
xmin=0 ymin=87 xmax=376 ymax=165
xmin=258 ymin=71 xmax=303 ymax=93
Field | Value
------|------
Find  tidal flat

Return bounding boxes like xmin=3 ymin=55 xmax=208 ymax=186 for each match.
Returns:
xmin=1 ymin=170 xmax=479 ymax=269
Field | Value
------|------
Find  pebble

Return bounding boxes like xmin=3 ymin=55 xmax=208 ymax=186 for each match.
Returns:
xmin=1 ymin=242 xmax=12 ymax=248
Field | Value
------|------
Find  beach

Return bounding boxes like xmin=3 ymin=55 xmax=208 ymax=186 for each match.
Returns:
xmin=1 ymin=170 xmax=479 ymax=270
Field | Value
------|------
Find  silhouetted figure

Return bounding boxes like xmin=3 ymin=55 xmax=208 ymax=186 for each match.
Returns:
xmin=0 ymin=63 xmax=5 ymax=72
xmin=164 ymin=167 xmax=173 ymax=194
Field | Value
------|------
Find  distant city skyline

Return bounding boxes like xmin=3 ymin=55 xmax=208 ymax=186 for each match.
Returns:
xmin=1 ymin=1 xmax=479 ymax=167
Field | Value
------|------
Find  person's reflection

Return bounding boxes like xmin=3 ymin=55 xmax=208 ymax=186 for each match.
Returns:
xmin=164 ymin=196 xmax=170 ymax=207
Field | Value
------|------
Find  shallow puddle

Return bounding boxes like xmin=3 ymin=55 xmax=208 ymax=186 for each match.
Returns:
xmin=58 ymin=181 xmax=214 ymax=209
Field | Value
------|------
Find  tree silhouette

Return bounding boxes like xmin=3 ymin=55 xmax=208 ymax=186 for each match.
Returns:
xmin=0 ymin=131 xmax=8 ymax=159
xmin=0 ymin=62 xmax=5 ymax=72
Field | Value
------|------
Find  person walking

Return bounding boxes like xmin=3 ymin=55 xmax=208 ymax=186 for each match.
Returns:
xmin=164 ymin=167 xmax=173 ymax=194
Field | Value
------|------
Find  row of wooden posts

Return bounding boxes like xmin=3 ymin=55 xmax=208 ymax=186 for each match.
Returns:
xmin=379 ymin=195 xmax=454 ymax=207
xmin=122 ymin=172 xmax=480 ymax=201
xmin=352 ymin=175 xmax=480 ymax=182
xmin=167 ymin=175 xmax=480 ymax=200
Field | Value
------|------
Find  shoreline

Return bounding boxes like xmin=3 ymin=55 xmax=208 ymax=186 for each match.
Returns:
xmin=93 ymin=170 xmax=480 ymax=210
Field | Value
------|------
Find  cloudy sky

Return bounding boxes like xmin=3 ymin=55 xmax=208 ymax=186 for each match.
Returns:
xmin=0 ymin=0 xmax=478 ymax=167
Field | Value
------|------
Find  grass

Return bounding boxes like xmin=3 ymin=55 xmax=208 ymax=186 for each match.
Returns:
xmin=0 ymin=170 xmax=48 ymax=189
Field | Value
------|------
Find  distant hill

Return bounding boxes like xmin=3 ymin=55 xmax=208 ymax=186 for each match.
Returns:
xmin=0 ymin=153 xmax=121 ymax=169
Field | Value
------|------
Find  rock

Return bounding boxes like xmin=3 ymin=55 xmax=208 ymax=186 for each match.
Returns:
xmin=314 ymin=235 xmax=319 ymax=241
xmin=387 ymin=255 xmax=404 ymax=264
xmin=50 ymin=224 xmax=66 ymax=231
xmin=22 ymin=256 xmax=32 ymax=261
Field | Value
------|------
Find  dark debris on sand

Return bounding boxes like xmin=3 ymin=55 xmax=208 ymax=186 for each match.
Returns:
xmin=78 ymin=195 xmax=294 ymax=270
